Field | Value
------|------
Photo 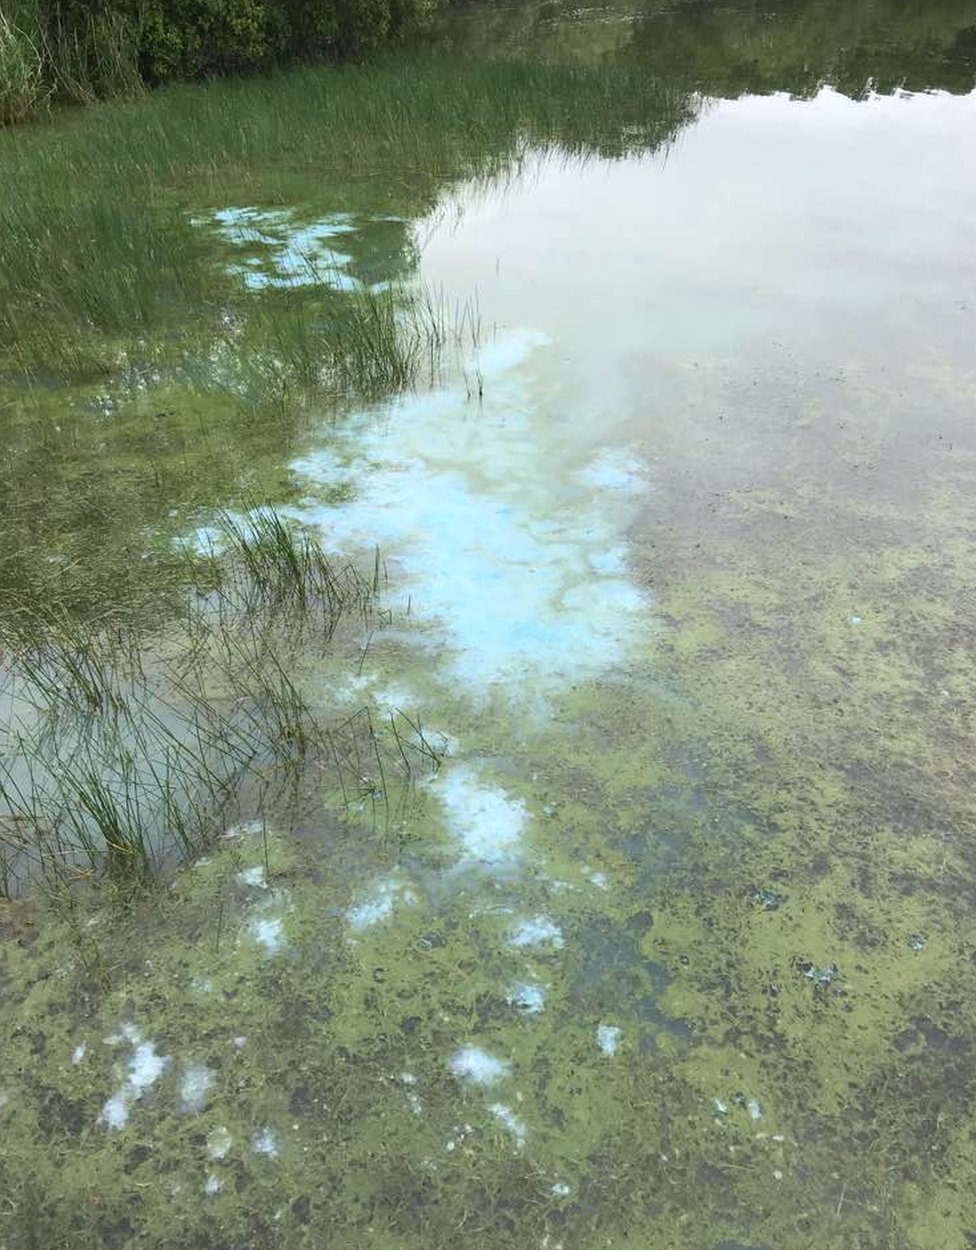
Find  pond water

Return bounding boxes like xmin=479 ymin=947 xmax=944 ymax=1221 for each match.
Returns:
xmin=3 ymin=2 xmax=976 ymax=1248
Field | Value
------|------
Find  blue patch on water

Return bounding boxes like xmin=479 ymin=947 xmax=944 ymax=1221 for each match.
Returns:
xmin=290 ymin=330 xmax=654 ymax=701
xmin=202 ymin=206 xmax=402 ymax=292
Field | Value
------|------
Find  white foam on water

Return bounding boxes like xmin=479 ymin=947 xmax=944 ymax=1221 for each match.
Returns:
xmin=99 ymin=1095 xmax=131 ymax=1131
xmin=204 ymin=1174 xmax=224 ymax=1196
xmin=71 ymin=1043 xmax=87 ymax=1065
xmin=449 ymin=1047 xmax=510 ymax=1087
xmin=206 ymin=1125 xmax=233 ymax=1160
xmin=434 ymin=765 xmax=526 ymax=870
xmin=597 ymin=1024 xmax=623 ymax=1057
xmin=100 ymin=1032 xmax=170 ymax=1130
xmin=248 ymin=915 xmax=285 ymax=954
xmin=206 ymin=207 xmax=386 ymax=293
xmin=104 ymin=1021 xmax=142 ymax=1047
xmin=489 ymin=1103 xmax=527 ymax=1148
xmin=509 ymin=916 xmax=564 ymax=950
xmin=578 ymin=448 xmax=649 ymax=495
xmin=237 ymin=865 xmax=268 ymax=889
xmin=181 ymin=1065 xmax=216 ymax=1113
xmin=395 ymin=1069 xmax=422 ymax=1113
xmin=370 ymin=684 xmax=416 ymax=714
xmin=222 ymin=820 xmax=265 ymax=841
xmin=589 ymin=545 xmax=628 ymax=575
xmin=347 ymin=875 xmax=418 ymax=932
xmin=506 ymin=982 xmax=548 ymax=1014
xmin=250 ymin=1127 xmax=279 ymax=1157
xmin=132 ymin=1044 xmax=168 ymax=1088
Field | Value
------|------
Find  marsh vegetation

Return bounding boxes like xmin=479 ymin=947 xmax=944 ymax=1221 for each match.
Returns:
xmin=0 ymin=509 xmax=385 ymax=895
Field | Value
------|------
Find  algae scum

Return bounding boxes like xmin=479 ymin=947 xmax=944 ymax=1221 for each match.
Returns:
xmin=4 ymin=1 xmax=976 ymax=1247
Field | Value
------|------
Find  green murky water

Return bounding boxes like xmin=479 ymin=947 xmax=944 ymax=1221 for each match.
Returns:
xmin=3 ymin=2 xmax=976 ymax=1247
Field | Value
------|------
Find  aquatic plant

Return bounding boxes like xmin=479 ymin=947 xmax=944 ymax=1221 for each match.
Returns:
xmin=0 ymin=507 xmax=436 ymax=896
xmin=212 ymin=507 xmax=371 ymax=620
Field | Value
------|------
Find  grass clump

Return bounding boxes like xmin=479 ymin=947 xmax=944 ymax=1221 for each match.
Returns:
xmin=0 ymin=507 xmax=393 ymax=898
xmin=0 ymin=0 xmax=143 ymax=122
xmin=0 ymin=5 xmax=45 ymax=124
xmin=213 ymin=507 xmax=372 ymax=620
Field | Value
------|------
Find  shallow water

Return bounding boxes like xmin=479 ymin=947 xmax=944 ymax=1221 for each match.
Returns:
xmin=3 ymin=2 xmax=976 ymax=1248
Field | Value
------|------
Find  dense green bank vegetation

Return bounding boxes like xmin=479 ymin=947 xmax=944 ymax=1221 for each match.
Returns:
xmin=0 ymin=0 xmax=444 ymax=123
xmin=443 ymin=0 xmax=976 ymax=98
xmin=627 ymin=0 xmax=976 ymax=98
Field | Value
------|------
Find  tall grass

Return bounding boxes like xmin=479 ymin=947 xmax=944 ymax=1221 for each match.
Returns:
xmin=42 ymin=5 xmax=143 ymax=104
xmin=212 ymin=508 xmax=372 ymax=621
xmin=0 ymin=6 xmax=45 ymax=124
xmin=0 ymin=0 xmax=142 ymax=123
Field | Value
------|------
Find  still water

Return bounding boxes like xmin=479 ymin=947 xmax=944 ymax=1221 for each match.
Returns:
xmin=2 ymin=2 xmax=976 ymax=1248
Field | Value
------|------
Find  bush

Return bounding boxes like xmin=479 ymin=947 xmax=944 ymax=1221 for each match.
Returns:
xmin=275 ymin=0 xmax=436 ymax=59
xmin=134 ymin=0 xmax=287 ymax=82
xmin=0 ymin=0 xmax=445 ymax=118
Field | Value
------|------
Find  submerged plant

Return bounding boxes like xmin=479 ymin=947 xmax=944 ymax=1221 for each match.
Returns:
xmin=0 ymin=505 xmax=441 ymax=898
